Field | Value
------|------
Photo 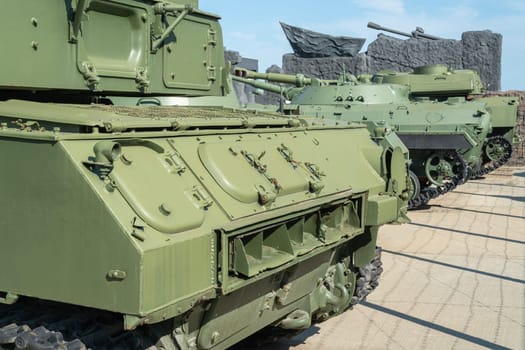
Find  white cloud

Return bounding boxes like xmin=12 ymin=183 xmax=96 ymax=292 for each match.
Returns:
xmin=503 ymin=0 xmax=525 ymax=12
xmin=351 ymin=0 xmax=405 ymax=15
xmin=229 ymin=31 xmax=257 ymax=41
xmin=448 ymin=5 xmax=479 ymax=19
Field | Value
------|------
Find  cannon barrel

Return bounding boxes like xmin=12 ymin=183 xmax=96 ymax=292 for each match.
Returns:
xmin=232 ymin=75 xmax=288 ymax=95
xmin=367 ymin=22 xmax=444 ymax=40
xmin=234 ymin=68 xmax=314 ymax=87
xmin=368 ymin=22 xmax=412 ymax=38
xmin=232 ymin=75 xmax=303 ymax=100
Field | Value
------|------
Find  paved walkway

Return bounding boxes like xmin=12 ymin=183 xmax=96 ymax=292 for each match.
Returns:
xmin=257 ymin=167 xmax=525 ymax=350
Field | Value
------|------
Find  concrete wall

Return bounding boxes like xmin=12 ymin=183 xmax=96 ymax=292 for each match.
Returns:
xmin=281 ymin=31 xmax=502 ymax=91
xmin=227 ymin=30 xmax=525 ymax=165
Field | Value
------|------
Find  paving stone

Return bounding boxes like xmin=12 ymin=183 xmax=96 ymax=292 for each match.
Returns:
xmin=246 ymin=167 xmax=525 ymax=350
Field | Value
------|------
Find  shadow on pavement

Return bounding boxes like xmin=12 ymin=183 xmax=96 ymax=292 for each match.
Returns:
xmin=382 ymin=249 xmax=525 ymax=285
xmin=410 ymin=221 xmax=525 ymax=245
xmin=468 ymin=181 xmax=525 ymax=189
xmin=513 ymin=171 xmax=525 ymax=178
xmin=451 ymin=191 xmax=525 ymax=203
xmin=361 ymin=302 xmax=512 ymax=350
xmin=232 ymin=326 xmax=321 ymax=350
xmin=432 ymin=204 xmax=525 ymax=220
xmin=409 ymin=204 xmax=432 ymax=211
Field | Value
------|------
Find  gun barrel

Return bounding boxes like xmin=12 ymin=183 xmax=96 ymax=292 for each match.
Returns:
xmin=367 ymin=22 xmax=412 ymax=38
xmin=367 ymin=22 xmax=443 ymax=40
xmin=231 ymin=75 xmax=287 ymax=95
xmin=411 ymin=31 xmax=444 ymax=40
xmin=234 ymin=68 xmax=312 ymax=87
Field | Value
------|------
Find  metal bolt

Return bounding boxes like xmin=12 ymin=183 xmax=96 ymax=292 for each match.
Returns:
xmin=159 ymin=203 xmax=172 ymax=215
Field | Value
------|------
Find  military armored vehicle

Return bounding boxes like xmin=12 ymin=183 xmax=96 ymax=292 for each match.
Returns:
xmin=0 ymin=1 xmax=409 ymax=349
xmin=374 ymin=64 xmax=520 ymax=173
xmin=233 ymin=68 xmax=493 ymax=208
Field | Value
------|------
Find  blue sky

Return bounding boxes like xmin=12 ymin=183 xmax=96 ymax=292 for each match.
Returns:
xmin=200 ymin=0 xmax=524 ymax=90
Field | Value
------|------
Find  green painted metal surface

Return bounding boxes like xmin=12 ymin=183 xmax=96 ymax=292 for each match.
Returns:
xmin=373 ymin=64 xmax=485 ymax=96
xmin=0 ymin=1 xmax=409 ymax=348
xmin=233 ymin=68 xmax=498 ymax=206
xmin=373 ymin=64 xmax=519 ymax=143
xmin=0 ymin=0 xmax=225 ymax=96
xmin=374 ymin=64 xmax=520 ymax=172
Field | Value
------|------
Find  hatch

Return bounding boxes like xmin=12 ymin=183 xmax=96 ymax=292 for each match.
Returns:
xmin=76 ymin=1 xmax=149 ymax=85
xmin=198 ymin=141 xmax=318 ymax=205
xmin=109 ymin=141 xmax=207 ymax=233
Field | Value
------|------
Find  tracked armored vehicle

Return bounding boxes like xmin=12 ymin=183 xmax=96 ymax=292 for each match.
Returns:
xmin=234 ymin=68 xmax=493 ymax=208
xmin=0 ymin=1 xmax=409 ymax=349
xmin=374 ymin=64 xmax=520 ymax=173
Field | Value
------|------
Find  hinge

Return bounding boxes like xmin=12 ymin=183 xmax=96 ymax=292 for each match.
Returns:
xmin=190 ymin=186 xmax=214 ymax=209
xmin=207 ymin=29 xmax=217 ymax=46
xmin=305 ymin=162 xmax=325 ymax=180
xmin=309 ymin=179 xmax=325 ymax=194
xmin=207 ymin=65 xmax=216 ymax=81
xmin=240 ymin=150 xmax=282 ymax=193
xmin=136 ymin=67 xmax=150 ymax=90
xmin=164 ymin=152 xmax=186 ymax=175
xmin=79 ymin=61 xmax=100 ymax=88
xmin=256 ymin=184 xmax=277 ymax=206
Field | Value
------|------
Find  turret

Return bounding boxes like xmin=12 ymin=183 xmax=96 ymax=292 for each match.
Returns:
xmin=233 ymin=68 xmax=411 ymax=105
xmin=0 ymin=0 xmax=227 ymax=100
xmin=373 ymin=64 xmax=485 ymax=97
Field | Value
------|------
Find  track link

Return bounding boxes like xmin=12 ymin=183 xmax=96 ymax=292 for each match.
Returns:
xmin=0 ymin=300 xmax=178 ymax=350
xmin=408 ymin=138 xmax=512 ymax=209
xmin=408 ymin=151 xmax=468 ymax=209
xmin=350 ymin=247 xmax=383 ymax=306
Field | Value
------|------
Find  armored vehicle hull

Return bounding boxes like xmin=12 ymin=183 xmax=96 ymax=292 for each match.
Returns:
xmin=374 ymin=64 xmax=519 ymax=170
xmin=0 ymin=100 xmax=407 ymax=349
xmin=0 ymin=1 xmax=409 ymax=347
xmin=233 ymin=69 xmax=493 ymax=208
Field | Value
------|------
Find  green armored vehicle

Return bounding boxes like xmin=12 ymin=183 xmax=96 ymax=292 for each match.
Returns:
xmin=233 ymin=68 xmax=493 ymax=208
xmin=374 ymin=64 xmax=520 ymax=173
xmin=0 ymin=1 xmax=409 ymax=349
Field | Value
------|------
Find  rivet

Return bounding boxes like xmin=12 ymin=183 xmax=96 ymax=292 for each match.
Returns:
xmin=159 ymin=203 xmax=172 ymax=215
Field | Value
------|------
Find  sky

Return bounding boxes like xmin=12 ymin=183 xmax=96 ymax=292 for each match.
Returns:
xmin=200 ymin=0 xmax=524 ymax=90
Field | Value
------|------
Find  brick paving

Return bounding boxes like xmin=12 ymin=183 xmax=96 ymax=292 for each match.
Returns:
xmin=255 ymin=167 xmax=525 ymax=350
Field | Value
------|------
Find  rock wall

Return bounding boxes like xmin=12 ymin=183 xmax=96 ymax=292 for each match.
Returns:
xmin=282 ymin=31 xmax=502 ymax=91
xmin=225 ymin=50 xmax=259 ymax=106
xmin=227 ymin=31 xmax=525 ymax=165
